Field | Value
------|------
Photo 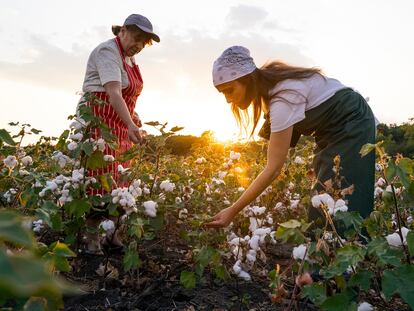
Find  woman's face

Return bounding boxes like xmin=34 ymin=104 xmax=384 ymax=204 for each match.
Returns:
xmin=119 ymin=27 xmax=149 ymax=57
xmin=216 ymin=80 xmax=251 ymax=110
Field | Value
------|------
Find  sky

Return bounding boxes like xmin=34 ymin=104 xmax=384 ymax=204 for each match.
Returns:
xmin=0 ymin=0 xmax=413 ymax=142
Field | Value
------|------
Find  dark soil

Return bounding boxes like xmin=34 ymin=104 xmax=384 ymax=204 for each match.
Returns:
xmin=61 ymin=232 xmax=313 ymax=311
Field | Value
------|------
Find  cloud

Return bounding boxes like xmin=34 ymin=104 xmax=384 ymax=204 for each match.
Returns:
xmin=226 ymin=4 xmax=269 ymax=30
xmin=0 ymin=4 xmax=311 ymax=98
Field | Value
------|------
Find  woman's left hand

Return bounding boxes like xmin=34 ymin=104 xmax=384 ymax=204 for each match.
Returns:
xmin=204 ymin=206 xmax=238 ymax=228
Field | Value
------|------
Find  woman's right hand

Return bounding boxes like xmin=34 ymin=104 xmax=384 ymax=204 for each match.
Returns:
xmin=204 ymin=206 xmax=239 ymax=228
xmin=127 ymin=123 xmax=142 ymax=144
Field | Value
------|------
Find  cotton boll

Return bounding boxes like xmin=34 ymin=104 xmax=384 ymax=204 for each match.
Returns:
xmin=249 ymin=217 xmax=259 ymax=232
xmin=117 ymin=165 xmax=130 ymax=175
xmin=233 ymin=260 xmax=242 ymax=274
xmin=294 ymin=156 xmax=305 ymax=165
xmin=67 ymin=142 xmax=78 ymax=151
xmin=375 ymin=178 xmax=386 ymax=187
xmin=143 ymin=200 xmax=157 ymax=217
xmin=311 ymin=195 xmax=322 ymax=208
xmin=104 ymin=155 xmax=115 ymax=162
xmin=21 ymin=156 xmax=33 ymax=166
xmin=251 ymin=206 xmax=266 ymax=215
xmin=178 ymin=208 xmax=188 ymax=219
xmin=246 ymin=249 xmax=257 ymax=262
xmin=229 ymin=237 xmax=242 ymax=246
xmin=234 ymin=167 xmax=243 ymax=173
xmin=374 ymin=187 xmax=383 ymax=197
xmin=386 ymin=232 xmax=403 ymax=247
xmin=218 ymin=171 xmax=227 ymax=179
xmin=253 ymin=228 xmax=272 ymax=236
xmin=249 ymin=235 xmax=260 ymax=251
xmin=99 ymin=220 xmax=115 ymax=233
xmin=230 ymin=151 xmax=241 ymax=161
xmin=195 ymin=157 xmax=206 ymax=164
xmin=320 ymin=193 xmax=335 ymax=210
xmin=290 ymin=200 xmax=300 ymax=209
xmin=357 ymin=302 xmax=373 ymax=311
xmin=292 ymin=244 xmax=308 ymax=261
xmin=159 ymin=180 xmax=175 ymax=192
xmin=275 ymin=202 xmax=284 ymax=209
xmin=3 ymin=155 xmax=18 ymax=169
xmin=69 ymin=133 xmax=83 ymax=141
xmin=237 ymin=270 xmax=251 ymax=281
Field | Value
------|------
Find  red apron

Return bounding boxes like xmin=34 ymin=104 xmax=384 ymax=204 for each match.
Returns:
xmin=87 ymin=36 xmax=143 ymax=195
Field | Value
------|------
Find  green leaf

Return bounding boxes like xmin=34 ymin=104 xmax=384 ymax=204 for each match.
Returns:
xmin=56 ymin=130 xmax=70 ymax=151
xmin=385 ymin=160 xmax=397 ymax=181
xmin=334 ymin=211 xmax=363 ymax=231
xmin=0 ymin=248 xmax=78 ymax=298
xmin=0 ymin=210 xmax=34 ymax=248
xmin=66 ymin=199 xmax=91 ymax=218
xmin=0 ymin=129 xmax=17 ymax=145
xmin=23 ymin=297 xmax=47 ymax=311
xmin=86 ymin=150 xmax=105 ymax=170
xmin=321 ymin=245 xmax=365 ymax=279
xmin=81 ymin=141 xmax=94 ymax=156
xmin=180 ymin=271 xmax=196 ymax=289
xmin=301 ymin=283 xmax=327 ymax=305
xmin=275 ymin=226 xmax=305 ymax=244
xmin=320 ymin=290 xmax=357 ymax=311
xmin=359 ymin=143 xmax=376 ymax=157
xmin=170 ymin=126 xmax=184 ymax=133
xmin=214 ymin=265 xmax=228 ymax=280
xmin=348 ymin=270 xmax=373 ymax=291
xmin=382 ymin=265 xmax=414 ymax=309
xmin=145 ymin=121 xmax=161 ymax=126
xmin=123 ymin=248 xmax=141 ymax=271
xmin=100 ymin=174 xmax=113 ymax=192
xmin=51 ymin=241 xmax=76 ymax=257
xmin=30 ymin=128 xmax=42 ymax=135
xmin=407 ymin=231 xmax=414 ymax=257
xmin=280 ymin=219 xmax=302 ymax=228
xmin=53 ymin=256 xmax=71 ymax=272
xmin=196 ymin=246 xmax=218 ymax=267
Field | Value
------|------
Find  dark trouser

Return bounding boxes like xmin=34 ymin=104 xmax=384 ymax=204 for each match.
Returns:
xmin=293 ymin=89 xmax=376 ymax=223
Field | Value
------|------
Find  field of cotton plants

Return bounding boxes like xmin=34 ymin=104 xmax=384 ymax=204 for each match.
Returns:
xmin=1 ymin=101 xmax=414 ymax=311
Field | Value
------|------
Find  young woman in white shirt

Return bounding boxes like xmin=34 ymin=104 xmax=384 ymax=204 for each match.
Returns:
xmin=206 ymin=46 xmax=376 ymax=229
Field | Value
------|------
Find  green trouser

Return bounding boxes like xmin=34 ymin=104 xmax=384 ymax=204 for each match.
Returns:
xmin=290 ymin=88 xmax=376 ymax=222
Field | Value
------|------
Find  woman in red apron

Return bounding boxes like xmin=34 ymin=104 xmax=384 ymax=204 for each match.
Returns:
xmin=82 ymin=14 xmax=160 ymax=253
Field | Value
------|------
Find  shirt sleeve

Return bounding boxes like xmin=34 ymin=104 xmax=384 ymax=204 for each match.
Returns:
xmin=269 ymin=85 xmax=308 ymax=132
xmin=94 ymin=45 xmax=122 ymax=86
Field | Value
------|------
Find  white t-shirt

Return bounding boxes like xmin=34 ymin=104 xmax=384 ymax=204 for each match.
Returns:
xmin=82 ymin=38 xmax=135 ymax=92
xmin=268 ymin=74 xmax=348 ymax=132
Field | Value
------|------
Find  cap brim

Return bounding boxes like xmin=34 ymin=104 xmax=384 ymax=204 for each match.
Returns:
xmin=135 ymin=24 xmax=160 ymax=42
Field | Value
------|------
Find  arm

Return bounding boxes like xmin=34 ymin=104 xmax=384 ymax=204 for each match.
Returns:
xmin=205 ymin=126 xmax=293 ymax=228
xmin=104 ymin=81 xmax=142 ymax=144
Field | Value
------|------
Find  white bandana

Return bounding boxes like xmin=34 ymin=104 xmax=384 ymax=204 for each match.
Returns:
xmin=212 ymin=46 xmax=256 ymax=86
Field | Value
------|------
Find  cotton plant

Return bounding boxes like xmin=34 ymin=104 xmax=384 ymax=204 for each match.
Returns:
xmin=225 ymin=204 xmax=277 ymax=281
xmin=111 ymin=187 xmax=137 ymax=215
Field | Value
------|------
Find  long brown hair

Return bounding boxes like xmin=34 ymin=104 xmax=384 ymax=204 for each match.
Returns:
xmin=229 ymin=61 xmax=322 ymax=137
